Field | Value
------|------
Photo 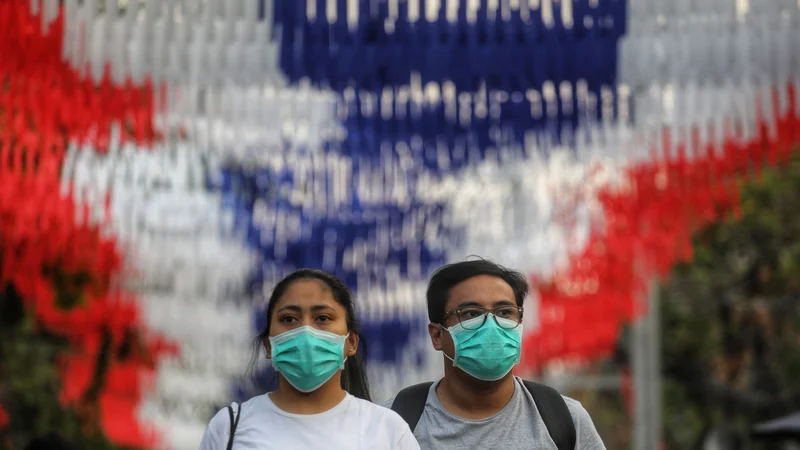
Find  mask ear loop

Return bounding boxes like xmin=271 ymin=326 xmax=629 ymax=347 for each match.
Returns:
xmin=343 ymin=332 xmax=351 ymax=364
xmin=439 ymin=313 xmax=502 ymax=364
xmin=437 ymin=324 xmax=457 ymax=363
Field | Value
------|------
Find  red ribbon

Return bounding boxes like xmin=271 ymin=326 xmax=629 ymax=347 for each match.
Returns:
xmin=523 ymin=81 xmax=800 ymax=371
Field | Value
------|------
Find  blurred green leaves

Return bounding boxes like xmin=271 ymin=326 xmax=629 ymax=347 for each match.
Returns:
xmin=660 ymin=157 xmax=800 ymax=449
xmin=0 ymin=284 xmax=132 ymax=450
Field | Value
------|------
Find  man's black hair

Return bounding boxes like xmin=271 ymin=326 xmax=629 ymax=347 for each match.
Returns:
xmin=426 ymin=258 xmax=529 ymax=324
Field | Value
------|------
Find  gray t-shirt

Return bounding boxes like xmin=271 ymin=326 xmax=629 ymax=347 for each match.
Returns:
xmin=383 ymin=377 xmax=605 ymax=450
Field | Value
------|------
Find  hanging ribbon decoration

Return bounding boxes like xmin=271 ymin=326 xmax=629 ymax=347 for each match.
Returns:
xmin=523 ymin=80 xmax=799 ymax=370
xmin=6 ymin=0 xmax=799 ymax=443
xmin=0 ymin=1 xmax=174 ymax=447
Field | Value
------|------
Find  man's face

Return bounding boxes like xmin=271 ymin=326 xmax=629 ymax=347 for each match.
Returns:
xmin=429 ymin=274 xmax=518 ymax=366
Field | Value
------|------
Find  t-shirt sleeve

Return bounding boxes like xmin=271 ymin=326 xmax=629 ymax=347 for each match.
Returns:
xmin=198 ymin=407 xmax=231 ymax=450
xmin=394 ymin=425 xmax=421 ymax=450
xmin=374 ymin=399 xmax=419 ymax=450
xmin=563 ymin=397 xmax=606 ymax=450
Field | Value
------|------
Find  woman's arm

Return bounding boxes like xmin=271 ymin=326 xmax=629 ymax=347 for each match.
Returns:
xmin=198 ymin=408 xmax=230 ymax=450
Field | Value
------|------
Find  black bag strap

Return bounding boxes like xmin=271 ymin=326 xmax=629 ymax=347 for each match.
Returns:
xmin=390 ymin=382 xmax=434 ymax=432
xmin=522 ymin=380 xmax=576 ymax=450
xmin=390 ymin=380 xmax=575 ymax=450
xmin=226 ymin=403 xmax=242 ymax=450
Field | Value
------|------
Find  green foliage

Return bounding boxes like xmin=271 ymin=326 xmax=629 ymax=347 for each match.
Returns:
xmin=660 ymin=157 xmax=800 ymax=449
xmin=0 ymin=286 xmax=132 ymax=450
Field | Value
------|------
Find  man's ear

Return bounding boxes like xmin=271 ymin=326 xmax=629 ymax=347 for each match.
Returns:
xmin=346 ymin=332 xmax=359 ymax=357
xmin=428 ymin=322 xmax=444 ymax=351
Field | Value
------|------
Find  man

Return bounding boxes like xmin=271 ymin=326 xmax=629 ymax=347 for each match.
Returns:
xmin=385 ymin=259 xmax=605 ymax=449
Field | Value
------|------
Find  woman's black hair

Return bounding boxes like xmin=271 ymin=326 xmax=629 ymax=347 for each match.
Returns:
xmin=248 ymin=268 xmax=371 ymax=401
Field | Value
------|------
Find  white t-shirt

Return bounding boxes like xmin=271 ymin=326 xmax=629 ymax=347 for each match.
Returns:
xmin=199 ymin=393 xmax=420 ymax=450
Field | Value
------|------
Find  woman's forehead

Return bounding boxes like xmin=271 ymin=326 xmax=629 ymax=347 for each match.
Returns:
xmin=284 ymin=278 xmax=332 ymax=296
xmin=276 ymin=279 xmax=339 ymax=308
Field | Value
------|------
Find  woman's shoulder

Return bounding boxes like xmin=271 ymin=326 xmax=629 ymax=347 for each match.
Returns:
xmin=347 ymin=397 xmax=418 ymax=448
xmin=207 ymin=394 xmax=272 ymax=430
xmin=348 ymin=396 xmax=413 ymax=429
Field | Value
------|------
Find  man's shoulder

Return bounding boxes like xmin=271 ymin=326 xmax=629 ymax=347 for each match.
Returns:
xmin=516 ymin=378 xmax=591 ymax=424
xmin=381 ymin=381 xmax=437 ymax=410
xmin=560 ymin=395 xmax=593 ymax=423
xmin=558 ymin=395 xmax=605 ymax=448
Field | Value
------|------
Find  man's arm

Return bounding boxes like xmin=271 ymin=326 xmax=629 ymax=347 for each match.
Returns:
xmin=563 ymin=397 xmax=606 ymax=450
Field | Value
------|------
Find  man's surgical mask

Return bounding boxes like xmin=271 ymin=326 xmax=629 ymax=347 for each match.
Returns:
xmin=442 ymin=314 xmax=523 ymax=381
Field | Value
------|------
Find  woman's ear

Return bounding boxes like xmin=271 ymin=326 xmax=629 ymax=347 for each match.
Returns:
xmin=264 ymin=337 xmax=272 ymax=360
xmin=346 ymin=332 xmax=359 ymax=357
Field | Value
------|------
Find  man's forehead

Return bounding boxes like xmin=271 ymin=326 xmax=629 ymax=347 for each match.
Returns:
xmin=446 ymin=275 xmax=515 ymax=306
xmin=450 ymin=274 xmax=514 ymax=292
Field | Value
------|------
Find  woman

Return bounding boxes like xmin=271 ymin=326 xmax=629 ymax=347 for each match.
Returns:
xmin=199 ymin=269 xmax=419 ymax=449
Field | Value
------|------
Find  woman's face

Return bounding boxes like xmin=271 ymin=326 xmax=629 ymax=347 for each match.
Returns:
xmin=268 ymin=278 xmax=350 ymax=338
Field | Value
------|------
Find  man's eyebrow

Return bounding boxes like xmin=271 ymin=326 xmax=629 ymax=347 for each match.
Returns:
xmin=454 ymin=301 xmax=485 ymax=309
xmin=493 ymin=299 xmax=516 ymax=307
xmin=454 ymin=300 xmax=516 ymax=309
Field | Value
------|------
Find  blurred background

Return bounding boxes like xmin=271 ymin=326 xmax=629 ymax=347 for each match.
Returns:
xmin=1 ymin=0 xmax=800 ymax=449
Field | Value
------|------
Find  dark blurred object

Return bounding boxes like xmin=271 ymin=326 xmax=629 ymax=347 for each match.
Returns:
xmin=752 ymin=411 xmax=800 ymax=440
xmin=23 ymin=432 xmax=76 ymax=450
xmin=703 ymin=425 xmax=744 ymax=450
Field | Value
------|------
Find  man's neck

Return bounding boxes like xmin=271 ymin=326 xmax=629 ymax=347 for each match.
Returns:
xmin=269 ymin=376 xmax=347 ymax=414
xmin=436 ymin=372 xmax=516 ymax=420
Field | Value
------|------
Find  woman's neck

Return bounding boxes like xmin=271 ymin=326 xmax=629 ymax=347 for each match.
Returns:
xmin=269 ymin=375 xmax=347 ymax=414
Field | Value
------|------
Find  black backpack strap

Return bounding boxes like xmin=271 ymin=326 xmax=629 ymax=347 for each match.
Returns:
xmin=226 ymin=403 xmax=242 ymax=450
xmin=390 ymin=382 xmax=434 ymax=432
xmin=522 ymin=380 xmax=576 ymax=450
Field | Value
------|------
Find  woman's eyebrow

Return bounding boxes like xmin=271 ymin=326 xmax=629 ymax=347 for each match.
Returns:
xmin=311 ymin=305 xmax=336 ymax=312
xmin=277 ymin=304 xmax=302 ymax=312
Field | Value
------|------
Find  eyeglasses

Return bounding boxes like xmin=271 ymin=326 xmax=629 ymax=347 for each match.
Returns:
xmin=442 ymin=305 xmax=523 ymax=330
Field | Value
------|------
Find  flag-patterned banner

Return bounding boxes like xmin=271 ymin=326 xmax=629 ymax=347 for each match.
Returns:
xmin=1 ymin=0 xmax=799 ymax=448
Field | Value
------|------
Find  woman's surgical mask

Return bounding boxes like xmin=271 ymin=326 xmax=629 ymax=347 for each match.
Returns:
xmin=269 ymin=326 xmax=349 ymax=393
xmin=442 ymin=314 xmax=523 ymax=381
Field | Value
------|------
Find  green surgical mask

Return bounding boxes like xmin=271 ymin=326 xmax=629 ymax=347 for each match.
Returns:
xmin=269 ymin=326 xmax=349 ymax=393
xmin=443 ymin=314 xmax=523 ymax=381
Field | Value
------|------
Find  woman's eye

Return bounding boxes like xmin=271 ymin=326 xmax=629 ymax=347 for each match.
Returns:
xmin=316 ymin=316 xmax=332 ymax=322
xmin=279 ymin=316 xmax=297 ymax=323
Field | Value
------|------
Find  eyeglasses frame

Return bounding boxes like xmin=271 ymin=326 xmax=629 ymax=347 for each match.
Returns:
xmin=441 ymin=305 xmax=524 ymax=330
